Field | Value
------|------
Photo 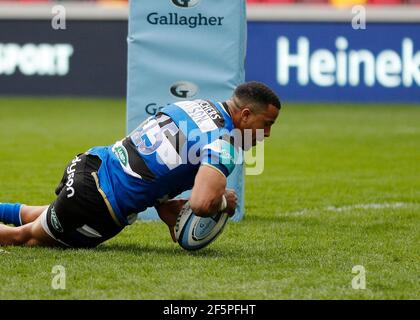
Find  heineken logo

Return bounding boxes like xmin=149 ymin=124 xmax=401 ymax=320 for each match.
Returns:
xmin=114 ymin=145 xmax=129 ymax=167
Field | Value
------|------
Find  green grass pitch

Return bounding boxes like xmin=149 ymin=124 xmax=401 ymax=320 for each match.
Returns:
xmin=0 ymin=97 xmax=419 ymax=299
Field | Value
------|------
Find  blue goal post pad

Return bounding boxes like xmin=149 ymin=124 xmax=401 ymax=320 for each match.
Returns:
xmin=127 ymin=0 xmax=247 ymax=221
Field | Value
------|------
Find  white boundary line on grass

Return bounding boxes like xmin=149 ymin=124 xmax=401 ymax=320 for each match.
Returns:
xmin=326 ymin=202 xmax=408 ymax=212
xmin=282 ymin=202 xmax=418 ymax=216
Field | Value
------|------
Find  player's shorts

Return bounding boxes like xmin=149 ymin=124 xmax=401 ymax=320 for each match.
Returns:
xmin=40 ymin=153 xmax=125 ymax=248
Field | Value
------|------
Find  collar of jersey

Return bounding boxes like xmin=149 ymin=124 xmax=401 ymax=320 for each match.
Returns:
xmin=217 ymin=101 xmax=232 ymax=119
xmin=214 ymin=101 xmax=234 ymax=131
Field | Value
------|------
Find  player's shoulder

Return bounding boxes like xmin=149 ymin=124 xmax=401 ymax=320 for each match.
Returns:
xmin=163 ymin=99 xmax=233 ymax=132
xmin=201 ymin=132 xmax=241 ymax=177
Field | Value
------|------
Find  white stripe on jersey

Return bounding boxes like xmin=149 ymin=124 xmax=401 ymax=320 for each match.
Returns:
xmin=156 ymin=132 xmax=183 ymax=169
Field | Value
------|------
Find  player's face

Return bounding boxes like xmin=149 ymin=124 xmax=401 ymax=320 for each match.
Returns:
xmin=240 ymin=104 xmax=279 ymax=149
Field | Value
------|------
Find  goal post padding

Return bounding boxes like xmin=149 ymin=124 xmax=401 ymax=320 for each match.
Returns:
xmin=127 ymin=0 xmax=247 ymax=221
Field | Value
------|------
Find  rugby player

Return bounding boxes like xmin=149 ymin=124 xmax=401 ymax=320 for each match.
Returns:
xmin=0 ymin=81 xmax=280 ymax=248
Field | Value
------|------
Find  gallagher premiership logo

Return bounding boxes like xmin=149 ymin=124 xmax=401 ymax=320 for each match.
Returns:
xmin=147 ymin=0 xmax=224 ymax=28
xmin=171 ymin=0 xmax=200 ymax=8
xmin=170 ymin=81 xmax=199 ymax=99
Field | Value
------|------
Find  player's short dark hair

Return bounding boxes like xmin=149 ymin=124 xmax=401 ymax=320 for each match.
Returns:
xmin=233 ymin=81 xmax=281 ymax=111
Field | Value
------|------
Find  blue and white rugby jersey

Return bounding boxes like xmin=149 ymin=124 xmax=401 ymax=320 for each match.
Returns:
xmin=88 ymin=100 xmax=240 ymax=226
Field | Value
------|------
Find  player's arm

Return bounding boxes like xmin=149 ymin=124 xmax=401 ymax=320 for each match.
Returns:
xmin=189 ymin=165 xmax=237 ymax=217
xmin=190 ymin=136 xmax=239 ymax=217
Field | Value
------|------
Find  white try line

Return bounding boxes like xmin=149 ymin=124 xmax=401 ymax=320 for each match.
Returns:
xmin=281 ymin=202 xmax=418 ymax=216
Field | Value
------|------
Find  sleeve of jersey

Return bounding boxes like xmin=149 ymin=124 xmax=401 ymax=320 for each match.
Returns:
xmin=200 ymin=139 xmax=236 ymax=178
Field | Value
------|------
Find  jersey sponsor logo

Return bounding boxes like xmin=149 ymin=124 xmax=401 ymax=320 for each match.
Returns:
xmin=50 ymin=206 xmax=63 ymax=233
xmin=170 ymin=81 xmax=199 ymax=99
xmin=113 ymin=145 xmax=129 ymax=167
xmin=171 ymin=0 xmax=200 ymax=8
xmin=175 ymin=100 xmax=220 ymax=133
xmin=65 ymin=155 xmax=81 ymax=198
xmin=112 ymin=141 xmax=143 ymax=179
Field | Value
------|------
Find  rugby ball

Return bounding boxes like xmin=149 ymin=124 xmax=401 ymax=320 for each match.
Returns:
xmin=175 ymin=202 xmax=229 ymax=251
